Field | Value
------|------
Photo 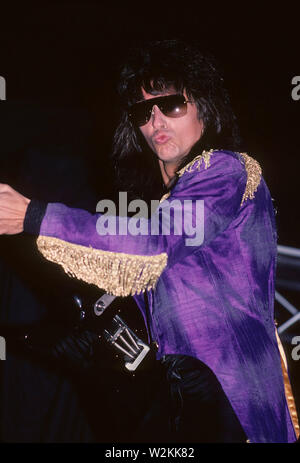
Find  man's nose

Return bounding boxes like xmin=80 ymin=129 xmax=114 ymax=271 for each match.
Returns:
xmin=150 ymin=105 xmax=167 ymax=128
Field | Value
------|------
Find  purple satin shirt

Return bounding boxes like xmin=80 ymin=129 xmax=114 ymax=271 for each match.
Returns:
xmin=30 ymin=149 xmax=297 ymax=443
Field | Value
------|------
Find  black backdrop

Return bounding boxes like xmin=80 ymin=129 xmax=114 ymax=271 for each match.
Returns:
xmin=1 ymin=2 xmax=300 ymax=243
xmin=0 ymin=2 xmax=300 ymax=443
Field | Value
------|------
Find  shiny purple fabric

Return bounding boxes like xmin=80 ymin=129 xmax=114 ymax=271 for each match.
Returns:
xmin=38 ymin=150 xmax=296 ymax=442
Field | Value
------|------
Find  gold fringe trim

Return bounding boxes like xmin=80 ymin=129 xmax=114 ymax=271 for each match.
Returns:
xmin=275 ymin=330 xmax=300 ymax=439
xmin=239 ymin=152 xmax=262 ymax=205
xmin=176 ymin=149 xmax=214 ymax=177
xmin=37 ymin=236 xmax=168 ymax=297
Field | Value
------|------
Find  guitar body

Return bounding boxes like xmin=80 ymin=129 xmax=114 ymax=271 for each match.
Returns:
xmin=0 ymin=285 xmax=165 ymax=442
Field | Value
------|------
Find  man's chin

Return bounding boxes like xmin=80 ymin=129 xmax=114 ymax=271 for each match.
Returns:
xmin=156 ymin=155 xmax=184 ymax=168
xmin=154 ymin=147 xmax=181 ymax=163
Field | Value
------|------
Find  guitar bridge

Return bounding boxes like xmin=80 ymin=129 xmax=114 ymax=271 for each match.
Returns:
xmin=103 ymin=315 xmax=150 ymax=371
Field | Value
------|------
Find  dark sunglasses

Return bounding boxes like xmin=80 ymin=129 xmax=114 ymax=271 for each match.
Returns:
xmin=128 ymin=94 xmax=191 ymax=127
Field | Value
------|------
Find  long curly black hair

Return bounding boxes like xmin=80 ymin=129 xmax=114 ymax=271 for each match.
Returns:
xmin=112 ymin=39 xmax=242 ymax=203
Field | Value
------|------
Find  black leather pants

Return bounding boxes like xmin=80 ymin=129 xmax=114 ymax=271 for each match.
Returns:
xmin=137 ymin=354 xmax=247 ymax=443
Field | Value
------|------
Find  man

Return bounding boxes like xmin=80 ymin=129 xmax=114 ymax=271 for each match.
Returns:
xmin=0 ymin=39 xmax=299 ymax=443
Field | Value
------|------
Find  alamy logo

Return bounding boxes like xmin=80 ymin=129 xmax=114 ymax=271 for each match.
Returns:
xmin=96 ymin=192 xmax=204 ymax=246
xmin=0 ymin=76 xmax=6 ymax=100
xmin=0 ymin=336 xmax=6 ymax=360
xmin=291 ymin=336 xmax=300 ymax=361
xmin=291 ymin=76 xmax=300 ymax=101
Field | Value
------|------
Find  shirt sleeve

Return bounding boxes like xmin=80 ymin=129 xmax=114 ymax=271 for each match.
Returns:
xmin=31 ymin=151 xmax=261 ymax=296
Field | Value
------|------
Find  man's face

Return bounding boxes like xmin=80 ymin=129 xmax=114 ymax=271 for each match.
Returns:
xmin=139 ymin=88 xmax=204 ymax=168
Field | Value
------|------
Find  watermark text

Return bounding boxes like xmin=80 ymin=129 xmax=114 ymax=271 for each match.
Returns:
xmin=291 ymin=76 xmax=300 ymax=101
xmin=0 ymin=76 xmax=6 ymax=100
xmin=96 ymin=192 xmax=204 ymax=246
xmin=0 ymin=336 xmax=6 ymax=360
xmin=291 ymin=336 xmax=300 ymax=361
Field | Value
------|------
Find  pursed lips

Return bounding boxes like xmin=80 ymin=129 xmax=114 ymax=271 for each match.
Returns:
xmin=153 ymin=132 xmax=171 ymax=144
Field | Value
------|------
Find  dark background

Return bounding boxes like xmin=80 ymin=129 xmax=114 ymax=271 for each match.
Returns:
xmin=0 ymin=1 xmax=300 ymax=442
xmin=1 ymin=2 xmax=300 ymax=243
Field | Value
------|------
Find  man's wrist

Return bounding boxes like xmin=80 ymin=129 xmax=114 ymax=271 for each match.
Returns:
xmin=23 ymin=199 xmax=48 ymax=235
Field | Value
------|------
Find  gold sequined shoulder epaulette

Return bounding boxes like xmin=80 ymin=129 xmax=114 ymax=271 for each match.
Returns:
xmin=176 ymin=149 xmax=215 ymax=177
xmin=238 ymin=152 xmax=262 ymax=205
xmin=176 ymin=149 xmax=262 ymax=206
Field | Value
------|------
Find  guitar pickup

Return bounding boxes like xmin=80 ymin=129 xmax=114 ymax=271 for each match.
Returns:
xmin=103 ymin=314 xmax=150 ymax=371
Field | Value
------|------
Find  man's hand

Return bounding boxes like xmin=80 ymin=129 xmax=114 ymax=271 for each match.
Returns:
xmin=0 ymin=183 xmax=30 ymax=234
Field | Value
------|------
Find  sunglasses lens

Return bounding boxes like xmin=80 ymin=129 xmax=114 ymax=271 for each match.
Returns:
xmin=161 ymin=95 xmax=187 ymax=118
xmin=129 ymin=94 xmax=187 ymax=126
xmin=129 ymin=104 xmax=150 ymax=127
